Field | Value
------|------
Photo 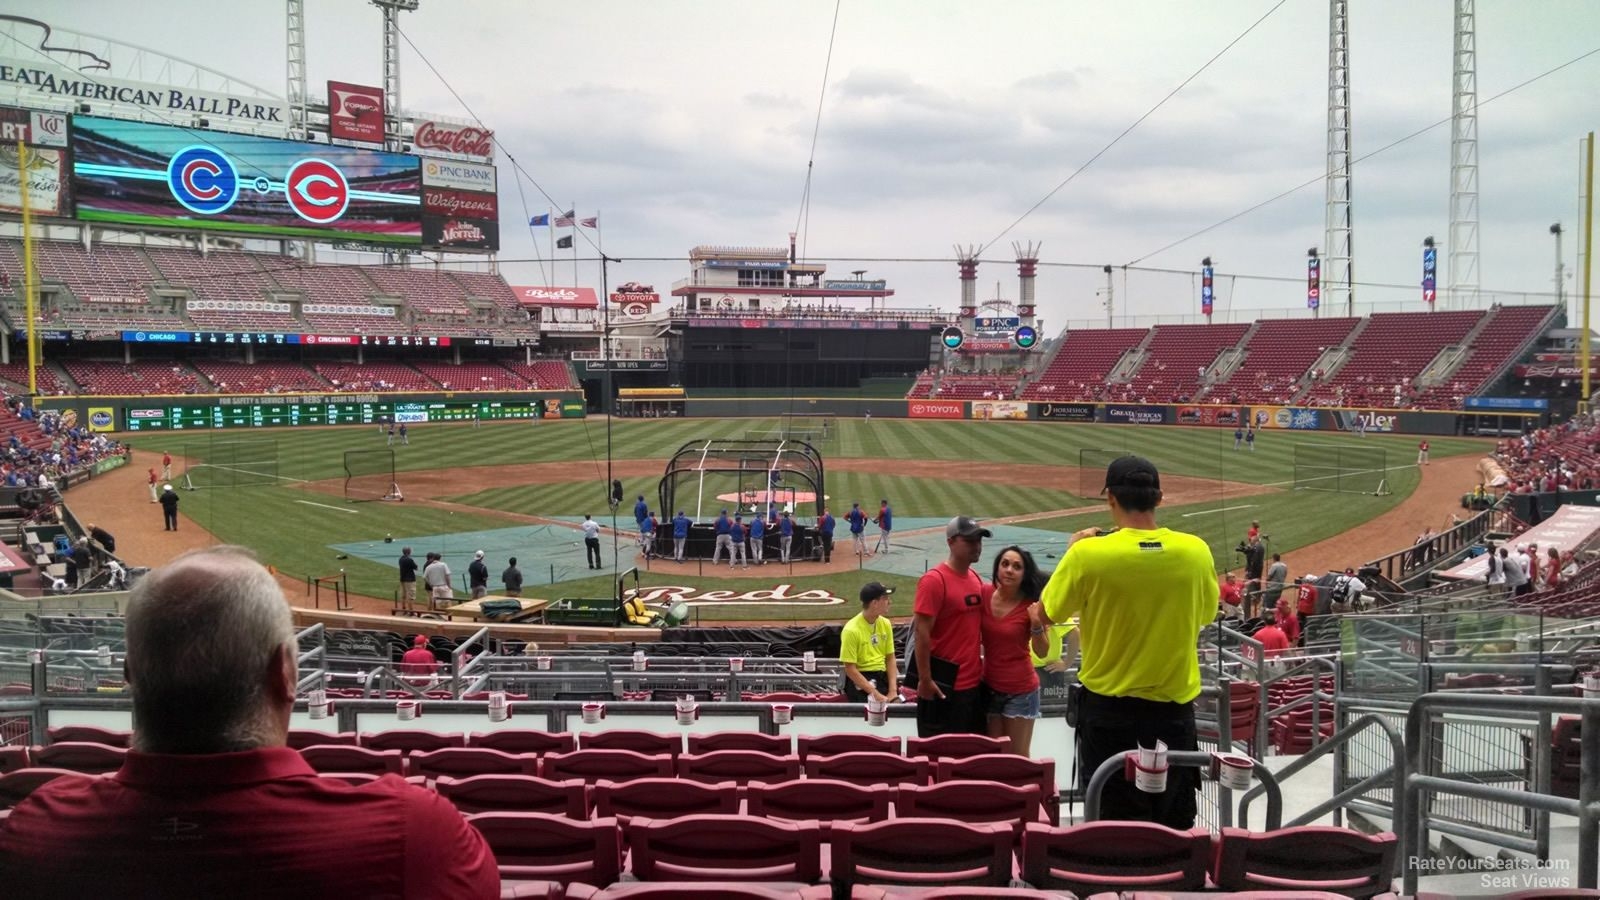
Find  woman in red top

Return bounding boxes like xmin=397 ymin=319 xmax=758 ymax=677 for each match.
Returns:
xmin=981 ymin=546 xmax=1049 ymax=756
xmin=1544 ymin=547 xmax=1564 ymax=592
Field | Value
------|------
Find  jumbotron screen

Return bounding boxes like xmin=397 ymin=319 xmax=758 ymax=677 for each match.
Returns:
xmin=71 ymin=116 xmax=421 ymax=245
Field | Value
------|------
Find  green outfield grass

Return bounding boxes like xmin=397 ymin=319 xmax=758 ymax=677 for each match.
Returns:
xmin=125 ymin=418 xmax=1488 ymax=621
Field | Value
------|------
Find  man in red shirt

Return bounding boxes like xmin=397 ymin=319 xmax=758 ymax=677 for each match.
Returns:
xmin=400 ymin=634 xmax=439 ymax=680
xmin=0 ymin=546 xmax=498 ymax=898
xmin=1250 ymin=621 xmax=1291 ymax=659
xmin=1295 ymin=575 xmax=1319 ymax=646
xmin=1218 ymin=573 xmax=1244 ymax=621
xmin=912 ymin=515 xmax=990 ymax=737
xmin=1417 ymin=440 xmax=1430 ymax=466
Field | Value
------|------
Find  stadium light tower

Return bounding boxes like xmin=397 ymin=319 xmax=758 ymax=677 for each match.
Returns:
xmin=372 ymin=0 xmax=420 ymax=152
xmin=286 ymin=0 xmax=308 ymax=140
xmin=1552 ymin=222 xmax=1565 ymax=312
xmin=1448 ymin=0 xmax=1481 ymax=309
xmin=1324 ymin=0 xmax=1354 ymax=316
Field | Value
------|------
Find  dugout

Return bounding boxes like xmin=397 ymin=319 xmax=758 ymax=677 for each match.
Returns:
xmin=655 ymin=438 xmax=826 ymax=561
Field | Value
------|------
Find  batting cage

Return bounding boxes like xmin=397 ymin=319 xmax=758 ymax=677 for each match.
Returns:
xmin=658 ymin=438 xmax=825 ymax=525
xmin=181 ymin=439 xmax=280 ymax=491
xmin=778 ymin=413 xmax=835 ymax=443
xmin=1293 ymin=445 xmax=1389 ymax=495
xmin=344 ymin=449 xmax=404 ymax=502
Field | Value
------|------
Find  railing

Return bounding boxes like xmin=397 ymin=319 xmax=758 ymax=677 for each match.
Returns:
xmin=294 ymin=622 xmax=329 ymax=694
xmin=1239 ymin=713 xmax=1404 ymax=831
xmin=1364 ymin=497 xmax=1508 ymax=587
xmin=1083 ymin=748 xmax=1284 ymax=829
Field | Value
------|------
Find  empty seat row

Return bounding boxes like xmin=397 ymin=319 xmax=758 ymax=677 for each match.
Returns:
xmin=284 ymin=728 xmax=1009 ymax=760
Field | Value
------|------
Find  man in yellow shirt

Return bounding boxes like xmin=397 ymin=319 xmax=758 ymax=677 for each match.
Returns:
xmin=1041 ymin=455 xmax=1219 ymax=828
xmin=839 ymin=582 xmax=898 ymax=703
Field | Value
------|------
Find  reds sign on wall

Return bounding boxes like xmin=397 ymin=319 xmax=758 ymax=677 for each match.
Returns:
xmin=422 ymin=187 xmax=498 ymax=218
xmin=413 ymin=121 xmax=494 ymax=161
xmin=512 ymin=286 xmax=600 ymax=308
xmin=327 ymin=81 xmax=385 ymax=143
xmin=625 ymin=584 xmax=845 ymax=607
xmin=908 ymin=400 xmax=966 ymax=420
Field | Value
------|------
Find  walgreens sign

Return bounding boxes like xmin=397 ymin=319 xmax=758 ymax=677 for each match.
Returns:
xmin=422 ymin=187 xmax=498 ymax=218
xmin=908 ymin=400 xmax=966 ymax=420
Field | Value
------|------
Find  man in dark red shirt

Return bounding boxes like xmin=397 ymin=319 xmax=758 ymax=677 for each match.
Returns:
xmin=0 ymin=546 xmax=498 ymax=899
xmin=912 ymin=515 xmax=990 ymax=737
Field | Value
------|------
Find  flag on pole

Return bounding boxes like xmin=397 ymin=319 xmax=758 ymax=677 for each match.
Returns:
xmin=528 ymin=214 xmax=549 ymax=226
xmin=553 ymin=215 xmax=575 ymax=227
xmin=579 ymin=216 xmax=598 ymax=228
xmin=556 ymin=235 xmax=574 ymax=249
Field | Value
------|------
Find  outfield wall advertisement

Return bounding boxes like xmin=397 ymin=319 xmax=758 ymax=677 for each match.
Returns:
xmin=35 ymin=392 xmax=585 ymax=432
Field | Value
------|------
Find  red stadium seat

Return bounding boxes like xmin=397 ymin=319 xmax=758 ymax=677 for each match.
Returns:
xmin=895 ymin=780 xmax=1043 ymax=834
xmin=745 ymin=778 xmax=891 ymax=827
xmin=436 ymin=775 xmax=588 ymax=817
xmin=687 ymin=732 xmax=792 ymax=755
xmin=540 ymin=749 xmax=674 ymax=781
xmin=563 ymin=884 xmax=835 ymax=900
xmin=409 ymin=747 xmax=540 ymax=780
xmin=496 ymin=881 xmax=566 ymax=900
xmin=359 ymin=729 xmax=466 ymax=753
xmin=45 ymin=725 xmax=131 ymax=748
xmin=676 ymin=750 xmax=801 ymax=786
xmin=469 ymin=812 xmax=623 ymax=887
xmin=625 ymin=814 xmax=823 ymax=884
xmin=577 ymin=729 xmax=683 ymax=757
xmin=0 ymin=767 xmax=93 ymax=809
xmin=590 ymin=777 xmax=740 ymax=821
xmin=32 ymin=741 xmax=127 ymax=775
xmin=1213 ymin=826 xmax=1398 ymax=899
xmin=905 ymin=734 xmax=1011 ymax=760
xmin=287 ymin=730 xmax=358 ymax=750
xmin=470 ymin=730 xmax=577 ymax=755
xmin=829 ymin=817 xmax=1012 ymax=891
xmin=795 ymin=733 xmax=899 ymax=759
xmin=0 ymin=746 xmax=29 ymax=774
xmin=803 ymin=751 xmax=928 ymax=787
xmin=315 ymin=772 xmax=386 ymax=786
xmin=1019 ymin=820 xmax=1211 ymax=895
xmin=298 ymin=745 xmax=406 ymax=776
xmin=935 ymin=753 xmax=1060 ymax=825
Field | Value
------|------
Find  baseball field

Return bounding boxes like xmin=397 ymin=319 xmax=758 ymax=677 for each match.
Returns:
xmin=100 ymin=416 xmax=1489 ymax=622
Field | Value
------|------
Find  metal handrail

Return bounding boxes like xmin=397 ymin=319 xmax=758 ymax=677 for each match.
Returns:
xmin=1239 ymin=713 xmax=1405 ymax=831
xmin=1083 ymin=749 xmax=1283 ymax=829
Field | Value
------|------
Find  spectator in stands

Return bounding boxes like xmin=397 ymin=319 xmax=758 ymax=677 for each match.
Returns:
xmin=1040 ymin=456 xmax=1217 ymax=828
xmin=1250 ymin=616 xmax=1291 ymax=661
xmin=819 ymin=506 xmax=836 ymax=563
xmin=400 ymin=635 xmax=439 ymax=679
xmin=158 ymin=484 xmax=180 ymax=532
xmin=397 ymin=547 xmax=418 ymax=610
xmin=501 ymin=557 xmax=523 ymax=598
xmin=983 ymin=546 xmax=1049 ymax=756
xmin=1502 ymin=547 xmax=1529 ymax=599
xmin=1484 ymin=543 xmax=1506 ymax=600
xmin=1274 ymin=597 xmax=1300 ymax=646
xmin=840 ymin=581 xmax=898 ymax=704
xmin=467 ymin=550 xmax=489 ymax=600
xmin=86 ymin=523 xmax=115 ymax=554
xmin=1543 ymin=546 xmax=1564 ymax=593
xmin=873 ymin=499 xmax=893 ymax=555
xmin=582 ymin=515 xmax=602 ymax=570
xmin=0 ymin=546 xmax=499 ymax=897
xmin=1218 ymin=572 xmax=1244 ymax=621
xmin=423 ymin=552 xmax=452 ymax=608
xmin=672 ymin=510 xmax=690 ymax=562
xmin=912 ymin=516 xmax=990 ymax=737
xmin=847 ymin=501 xmax=869 ymax=557
xmin=1522 ymin=544 xmax=1540 ymax=596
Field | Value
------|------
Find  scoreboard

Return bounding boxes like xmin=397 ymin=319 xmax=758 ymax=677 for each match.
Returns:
xmin=122 ymin=399 xmax=555 ymax=431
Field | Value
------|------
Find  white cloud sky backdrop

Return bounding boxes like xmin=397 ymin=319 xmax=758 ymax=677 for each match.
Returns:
xmin=26 ymin=0 xmax=1600 ymax=330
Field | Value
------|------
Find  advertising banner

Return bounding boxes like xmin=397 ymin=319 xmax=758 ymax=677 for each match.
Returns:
xmin=412 ymin=121 xmax=494 ymax=161
xmin=1329 ymin=409 xmax=1399 ymax=434
xmin=1176 ymin=405 xmax=1244 ymax=428
xmin=92 ymin=454 xmax=128 ymax=474
xmin=512 ymin=286 xmax=599 ymax=308
xmin=908 ymin=399 xmax=966 ymax=420
xmin=71 ymin=115 xmax=421 ymax=244
xmin=1105 ymin=404 xmax=1169 ymax=425
xmin=86 ymin=407 xmax=115 ymax=432
xmin=971 ymin=400 xmax=1028 ymax=420
xmin=0 ymin=55 xmax=288 ymax=127
xmin=421 ymin=215 xmax=499 ymax=252
xmin=0 ymin=141 xmax=69 ymax=216
xmin=420 ymin=157 xmax=496 ymax=193
xmin=421 ymin=186 xmax=498 ymax=218
xmin=1250 ymin=406 xmax=1324 ymax=431
xmin=1464 ymin=396 xmax=1548 ymax=411
xmin=1034 ymin=402 xmax=1096 ymax=422
xmin=327 ymin=81 xmax=385 ymax=144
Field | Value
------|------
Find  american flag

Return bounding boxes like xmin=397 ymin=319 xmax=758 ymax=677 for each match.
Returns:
xmin=553 ymin=215 xmax=575 ymax=227
xmin=580 ymin=216 xmax=599 ymax=228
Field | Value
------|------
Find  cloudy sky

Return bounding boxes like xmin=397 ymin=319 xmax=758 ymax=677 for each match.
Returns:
xmin=22 ymin=1 xmax=1600 ymax=330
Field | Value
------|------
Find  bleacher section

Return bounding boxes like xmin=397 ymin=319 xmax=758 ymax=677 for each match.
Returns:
xmin=413 ymin=362 xmax=531 ymax=392
xmin=59 ymin=361 xmax=201 ymax=396
xmin=929 ymin=373 xmax=1018 ymax=400
xmin=1300 ymin=310 xmax=1483 ymax=408
xmin=1410 ymin=304 xmax=1558 ymax=409
xmin=190 ymin=362 xmax=330 ymax=394
xmin=1020 ymin=328 xmax=1146 ymax=401
xmin=907 ymin=370 xmax=937 ymax=399
xmin=363 ymin=267 xmax=475 ymax=316
xmin=1115 ymin=323 xmax=1250 ymax=404
xmin=505 ymin=361 xmax=581 ymax=391
xmin=314 ymin=363 xmax=440 ymax=392
xmin=1211 ymin=317 xmax=1360 ymax=405
xmin=0 ymin=364 xmax=61 ymax=395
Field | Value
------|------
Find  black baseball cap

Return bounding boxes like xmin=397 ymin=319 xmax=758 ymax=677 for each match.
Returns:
xmin=860 ymin=582 xmax=894 ymax=603
xmin=945 ymin=516 xmax=992 ymax=540
xmin=1103 ymin=455 xmax=1161 ymax=492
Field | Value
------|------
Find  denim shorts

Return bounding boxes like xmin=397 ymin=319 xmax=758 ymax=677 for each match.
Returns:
xmin=986 ymin=687 xmax=1041 ymax=720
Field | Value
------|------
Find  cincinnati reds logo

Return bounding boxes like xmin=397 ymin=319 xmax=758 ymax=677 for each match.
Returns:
xmin=284 ymin=158 xmax=350 ymax=225
xmin=166 ymin=146 xmax=238 ymax=215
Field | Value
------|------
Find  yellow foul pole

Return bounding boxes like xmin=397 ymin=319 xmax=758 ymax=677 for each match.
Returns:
xmin=16 ymin=139 xmax=37 ymax=397
xmin=1583 ymin=132 xmax=1595 ymax=414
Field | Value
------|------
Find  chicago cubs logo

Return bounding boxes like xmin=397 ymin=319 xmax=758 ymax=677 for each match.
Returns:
xmin=284 ymin=158 xmax=349 ymax=225
xmin=166 ymin=146 xmax=239 ymax=215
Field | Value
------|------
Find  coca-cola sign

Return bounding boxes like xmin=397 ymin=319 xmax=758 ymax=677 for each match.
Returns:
xmin=422 ymin=187 xmax=498 ymax=218
xmin=422 ymin=215 xmax=499 ymax=252
xmin=414 ymin=121 xmax=494 ymax=160
xmin=512 ymin=285 xmax=600 ymax=308
xmin=624 ymin=584 xmax=845 ymax=607
xmin=327 ymin=81 xmax=384 ymax=143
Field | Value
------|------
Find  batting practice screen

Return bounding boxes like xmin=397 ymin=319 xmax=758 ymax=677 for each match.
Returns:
xmin=181 ymin=439 xmax=280 ymax=490
xmin=1293 ymin=445 xmax=1388 ymax=495
xmin=344 ymin=449 xmax=400 ymax=502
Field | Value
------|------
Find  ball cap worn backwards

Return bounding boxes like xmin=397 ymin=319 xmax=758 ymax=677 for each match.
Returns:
xmin=1103 ymin=455 xmax=1161 ymax=492
xmin=945 ymin=516 xmax=992 ymax=540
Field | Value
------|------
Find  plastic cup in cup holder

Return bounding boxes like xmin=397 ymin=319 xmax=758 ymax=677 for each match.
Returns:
xmin=675 ymin=695 xmax=699 ymax=726
xmin=308 ymin=689 xmax=329 ymax=720
xmin=1133 ymin=740 xmax=1168 ymax=793
xmin=802 ymin=651 xmax=816 ymax=673
xmin=536 ymin=656 xmax=553 ymax=671
xmin=728 ymin=657 xmax=744 ymax=672
xmin=581 ymin=702 xmax=606 ymax=724
xmin=865 ymin=697 xmax=888 ymax=727
xmin=772 ymin=703 xmax=793 ymax=725
xmin=1215 ymin=752 xmax=1253 ymax=790
xmin=1584 ymin=671 xmax=1600 ymax=698
xmin=396 ymin=699 xmax=419 ymax=721
xmin=632 ymin=651 xmax=647 ymax=672
xmin=487 ymin=691 xmax=510 ymax=723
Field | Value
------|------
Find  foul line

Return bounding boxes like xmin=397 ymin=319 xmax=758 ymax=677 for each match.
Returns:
xmin=296 ymin=500 xmax=359 ymax=514
xmin=1182 ymin=504 xmax=1257 ymax=518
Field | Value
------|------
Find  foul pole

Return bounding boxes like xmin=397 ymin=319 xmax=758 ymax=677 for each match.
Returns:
xmin=1582 ymin=132 xmax=1595 ymax=414
xmin=17 ymin=140 xmax=37 ymax=396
